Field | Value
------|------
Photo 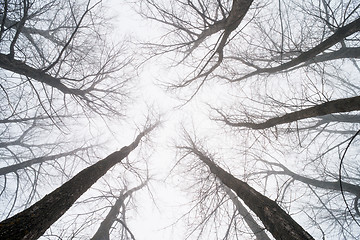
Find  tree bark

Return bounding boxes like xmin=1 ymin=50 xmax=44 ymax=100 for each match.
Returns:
xmin=0 ymin=124 xmax=157 ymax=240
xmin=186 ymin=145 xmax=314 ymax=240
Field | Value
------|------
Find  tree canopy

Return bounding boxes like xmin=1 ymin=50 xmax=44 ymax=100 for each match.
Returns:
xmin=0 ymin=0 xmax=359 ymax=239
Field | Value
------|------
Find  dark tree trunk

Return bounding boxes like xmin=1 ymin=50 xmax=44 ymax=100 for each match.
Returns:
xmin=187 ymin=146 xmax=314 ymax=240
xmin=262 ymin=161 xmax=360 ymax=197
xmin=91 ymin=181 xmax=147 ymax=240
xmin=0 ymin=53 xmax=84 ymax=96
xmin=220 ymin=95 xmax=360 ymax=129
xmin=223 ymin=185 xmax=271 ymax=240
xmin=0 ymin=146 xmax=88 ymax=176
xmin=235 ymin=17 xmax=360 ymax=81
xmin=0 ymin=124 xmax=157 ymax=240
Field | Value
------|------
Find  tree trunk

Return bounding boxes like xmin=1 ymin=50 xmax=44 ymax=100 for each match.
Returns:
xmin=0 ymin=124 xmax=157 ymax=240
xmin=0 ymin=53 xmax=84 ymax=96
xmin=0 ymin=146 xmax=88 ymax=176
xmin=262 ymin=161 xmax=360 ymax=196
xmin=221 ymin=95 xmax=360 ymax=129
xmin=223 ymin=185 xmax=271 ymax=240
xmin=91 ymin=181 xmax=147 ymax=240
xmin=188 ymin=146 xmax=314 ymax=240
xmin=235 ymin=17 xmax=360 ymax=81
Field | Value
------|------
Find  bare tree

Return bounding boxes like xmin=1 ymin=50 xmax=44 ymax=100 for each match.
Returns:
xmin=177 ymin=130 xmax=314 ymax=240
xmin=0 ymin=0 xmax=132 ymax=115
xmin=245 ymin=151 xmax=360 ymax=239
xmin=0 ymin=122 xmax=158 ymax=240
xmin=222 ymin=185 xmax=271 ymax=240
xmin=138 ymin=0 xmax=359 ymax=96
xmin=135 ymin=1 xmax=360 ymax=239
xmin=213 ymin=95 xmax=360 ymax=129
xmin=91 ymin=180 xmax=148 ymax=240
xmin=137 ymin=0 xmax=259 ymax=99
xmin=230 ymin=17 xmax=360 ymax=81
xmin=0 ymin=0 xmax=135 ymax=220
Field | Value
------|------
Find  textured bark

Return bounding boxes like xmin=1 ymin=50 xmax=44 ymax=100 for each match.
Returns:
xmin=234 ymin=17 xmax=360 ymax=81
xmin=0 ymin=124 xmax=157 ymax=240
xmin=188 ymin=147 xmax=314 ymax=240
xmin=90 ymin=182 xmax=147 ymax=240
xmin=223 ymin=186 xmax=271 ymax=240
xmin=221 ymin=95 xmax=360 ymax=129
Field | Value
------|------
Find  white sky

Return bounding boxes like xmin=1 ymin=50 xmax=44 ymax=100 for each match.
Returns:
xmin=97 ymin=1 xmax=220 ymax=239
xmin=101 ymin=2 xmax=246 ymax=239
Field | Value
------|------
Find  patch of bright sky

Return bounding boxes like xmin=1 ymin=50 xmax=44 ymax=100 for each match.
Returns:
xmin=98 ymin=1 xmax=231 ymax=239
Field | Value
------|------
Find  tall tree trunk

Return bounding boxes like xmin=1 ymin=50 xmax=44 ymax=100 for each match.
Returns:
xmin=91 ymin=181 xmax=147 ymax=240
xmin=0 ymin=124 xmax=157 ymax=240
xmin=223 ymin=185 xmax=271 ymax=240
xmin=218 ymin=95 xmax=360 ymax=129
xmin=260 ymin=160 xmax=360 ymax=196
xmin=235 ymin=17 xmax=360 ymax=81
xmin=0 ymin=146 xmax=89 ymax=176
xmin=0 ymin=53 xmax=84 ymax=96
xmin=184 ymin=144 xmax=314 ymax=240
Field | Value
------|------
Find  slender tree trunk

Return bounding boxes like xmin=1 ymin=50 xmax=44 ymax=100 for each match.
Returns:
xmin=263 ymin=162 xmax=360 ymax=196
xmin=0 ymin=124 xmax=157 ymax=240
xmin=0 ymin=53 xmax=84 ymax=96
xmin=2 ymin=18 xmax=66 ymax=46
xmin=91 ymin=181 xmax=147 ymax=240
xmin=223 ymin=185 xmax=271 ymax=240
xmin=300 ymin=47 xmax=360 ymax=65
xmin=235 ymin=17 xmax=360 ymax=81
xmin=220 ymin=95 xmax=360 ymax=129
xmin=186 ymin=145 xmax=314 ymax=240
xmin=0 ymin=146 xmax=89 ymax=176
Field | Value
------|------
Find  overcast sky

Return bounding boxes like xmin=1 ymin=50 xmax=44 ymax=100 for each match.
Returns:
xmin=1 ymin=0 xmax=359 ymax=239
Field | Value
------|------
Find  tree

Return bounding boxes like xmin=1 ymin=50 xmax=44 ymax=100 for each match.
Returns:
xmin=137 ymin=0 xmax=257 ymax=98
xmin=212 ymin=95 xmax=360 ymax=129
xmin=177 ymin=130 xmax=314 ymax=240
xmin=138 ymin=0 xmax=359 ymax=93
xmin=1 ymin=0 xmax=359 ymax=239
xmin=138 ymin=0 xmax=360 ymax=238
xmin=0 ymin=122 xmax=158 ymax=240
xmin=0 ymin=0 xmax=130 ymax=114
xmin=222 ymin=185 xmax=271 ymax=240
xmin=0 ymin=2 xmax=159 ymax=240
xmin=0 ymin=0 xmax=133 ymax=220
xmin=91 ymin=180 xmax=148 ymax=240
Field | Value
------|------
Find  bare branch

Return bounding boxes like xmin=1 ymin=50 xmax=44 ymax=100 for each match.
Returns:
xmin=213 ymin=96 xmax=360 ymax=129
